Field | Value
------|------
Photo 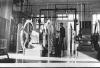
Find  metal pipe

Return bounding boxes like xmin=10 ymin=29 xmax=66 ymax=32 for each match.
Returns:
xmin=39 ymin=11 xmax=41 ymax=43
xmin=50 ymin=3 xmax=85 ymax=5
xmin=83 ymin=3 xmax=85 ymax=28
xmin=17 ymin=16 xmax=75 ymax=18
xmin=74 ymin=9 xmax=77 ymax=31
xmin=31 ymin=5 xmax=32 ymax=14
xmin=81 ymin=3 xmax=83 ymax=34
xmin=20 ymin=0 xmax=24 ymax=11
xmin=77 ymin=3 xmax=79 ymax=35
xmin=67 ymin=0 xmax=68 ymax=13
xmin=40 ymin=8 xmax=76 ymax=11
xmin=74 ymin=7 xmax=77 ymax=58
xmin=26 ymin=0 xmax=28 ymax=12
xmin=20 ymin=5 xmax=33 ymax=6
xmin=55 ymin=5 xmax=57 ymax=16
xmin=23 ymin=3 xmax=84 ymax=6
xmin=20 ymin=3 xmax=83 ymax=6
xmin=47 ymin=3 xmax=49 ymax=19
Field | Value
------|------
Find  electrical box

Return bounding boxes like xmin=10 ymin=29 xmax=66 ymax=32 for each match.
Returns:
xmin=0 ymin=39 xmax=9 ymax=58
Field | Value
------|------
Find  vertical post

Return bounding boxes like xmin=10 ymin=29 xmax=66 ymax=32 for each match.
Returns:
xmin=26 ymin=0 xmax=28 ymax=12
xmin=47 ymin=3 xmax=49 ymax=19
xmin=47 ymin=4 xmax=49 ymax=57
xmin=31 ymin=6 xmax=32 ymax=14
xmin=47 ymin=16 xmax=50 ymax=57
xmin=77 ymin=3 xmax=79 ymax=35
xmin=39 ymin=10 xmax=41 ymax=43
xmin=84 ymin=3 xmax=85 ymax=29
xmin=55 ymin=5 xmax=56 ymax=16
xmin=81 ymin=3 xmax=83 ymax=37
xmin=74 ymin=9 xmax=77 ymax=31
xmin=20 ymin=0 xmax=24 ymax=12
xmin=54 ymin=5 xmax=56 ymax=55
xmin=74 ymin=9 xmax=77 ymax=58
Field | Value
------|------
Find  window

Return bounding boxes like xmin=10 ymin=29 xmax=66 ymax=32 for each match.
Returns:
xmin=57 ymin=14 xmax=63 ymax=20
xmin=36 ymin=15 xmax=44 ymax=29
xmin=92 ymin=14 xmax=100 ymax=33
xmin=37 ymin=15 xmax=44 ymax=24
xmin=68 ymin=14 xmax=73 ymax=20
xmin=57 ymin=14 xmax=79 ymax=20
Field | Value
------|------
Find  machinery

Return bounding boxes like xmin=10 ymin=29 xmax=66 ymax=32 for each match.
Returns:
xmin=39 ymin=8 xmax=78 ymax=58
xmin=16 ymin=3 xmax=88 ymax=58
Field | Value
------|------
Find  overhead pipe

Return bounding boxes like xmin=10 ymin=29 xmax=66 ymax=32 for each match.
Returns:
xmin=17 ymin=16 xmax=78 ymax=18
xmin=83 ymin=3 xmax=85 ymax=29
xmin=40 ymin=8 xmax=76 ymax=11
xmin=21 ymin=3 xmax=83 ymax=6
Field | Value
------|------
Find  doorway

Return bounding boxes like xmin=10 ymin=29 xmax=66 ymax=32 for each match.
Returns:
xmin=56 ymin=20 xmax=74 ymax=53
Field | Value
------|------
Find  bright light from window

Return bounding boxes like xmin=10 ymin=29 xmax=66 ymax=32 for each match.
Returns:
xmin=57 ymin=14 xmax=79 ymax=20
xmin=36 ymin=15 xmax=44 ymax=24
xmin=57 ymin=14 xmax=62 ymax=17
xmin=63 ymin=18 xmax=67 ymax=20
xmin=92 ymin=14 xmax=100 ymax=33
xmin=68 ymin=14 xmax=74 ymax=20
xmin=93 ymin=14 xmax=96 ymax=24
xmin=97 ymin=14 xmax=100 ymax=20
xmin=63 ymin=14 xmax=68 ymax=20
xmin=57 ymin=18 xmax=63 ymax=20
xmin=37 ymin=15 xmax=44 ymax=17
xmin=73 ymin=14 xmax=79 ymax=19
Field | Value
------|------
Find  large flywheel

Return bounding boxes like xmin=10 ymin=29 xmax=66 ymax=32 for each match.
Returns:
xmin=20 ymin=20 xmax=34 ymax=49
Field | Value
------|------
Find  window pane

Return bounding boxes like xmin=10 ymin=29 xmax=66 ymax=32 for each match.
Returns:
xmin=97 ymin=14 xmax=100 ymax=20
xmin=68 ymin=14 xmax=74 ymax=20
xmin=36 ymin=15 xmax=44 ymax=24
xmin=63 ymin=14 xmax=66 ymax=17
xmin=63 ymin=18 xmax=67 ymax=20
xmin=63 ymin=14 xmax=68 ymax=20
xmin=57 ymin=14 xmax=62 ymax=17
xmin=93 ymin=14 xmax=96 ymax=24
xmin=57 ymin=14 xmax=79 ymax=20
xmin=57 ymin=18 xmax=62 ymax=20
xmin=73 ymin=14 xmax=79 ymax=19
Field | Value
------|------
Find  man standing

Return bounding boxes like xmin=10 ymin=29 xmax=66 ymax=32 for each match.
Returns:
xmin=60 ymin=22 xmax=65 ymax=56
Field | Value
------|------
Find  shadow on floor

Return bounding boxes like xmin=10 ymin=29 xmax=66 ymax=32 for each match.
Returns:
xmin=0 ymin=58 xmax=16 ymax=63
xmin=78 ymin=51 xmax=98 ymax=59
xmin=0 ymin=58 xmax=67 ymax=63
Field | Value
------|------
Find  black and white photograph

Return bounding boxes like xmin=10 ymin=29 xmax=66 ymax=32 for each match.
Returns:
xmin=0 ymin=0 xmax=100 ymax=67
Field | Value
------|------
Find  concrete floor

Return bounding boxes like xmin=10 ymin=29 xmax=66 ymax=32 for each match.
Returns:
xmin=0 ymin=41 xmax=100 ymax=67
xmin=0 ymin=50 xmax=99 ymax=63
xmin=0 ymin=51 xmax=100 ymax=67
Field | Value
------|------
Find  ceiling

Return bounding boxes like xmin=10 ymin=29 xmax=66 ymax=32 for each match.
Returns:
xmin=27 ymin=0 xmax=100 ymax=14
xmin=29 ymin=0 xmax=100 ymax=5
